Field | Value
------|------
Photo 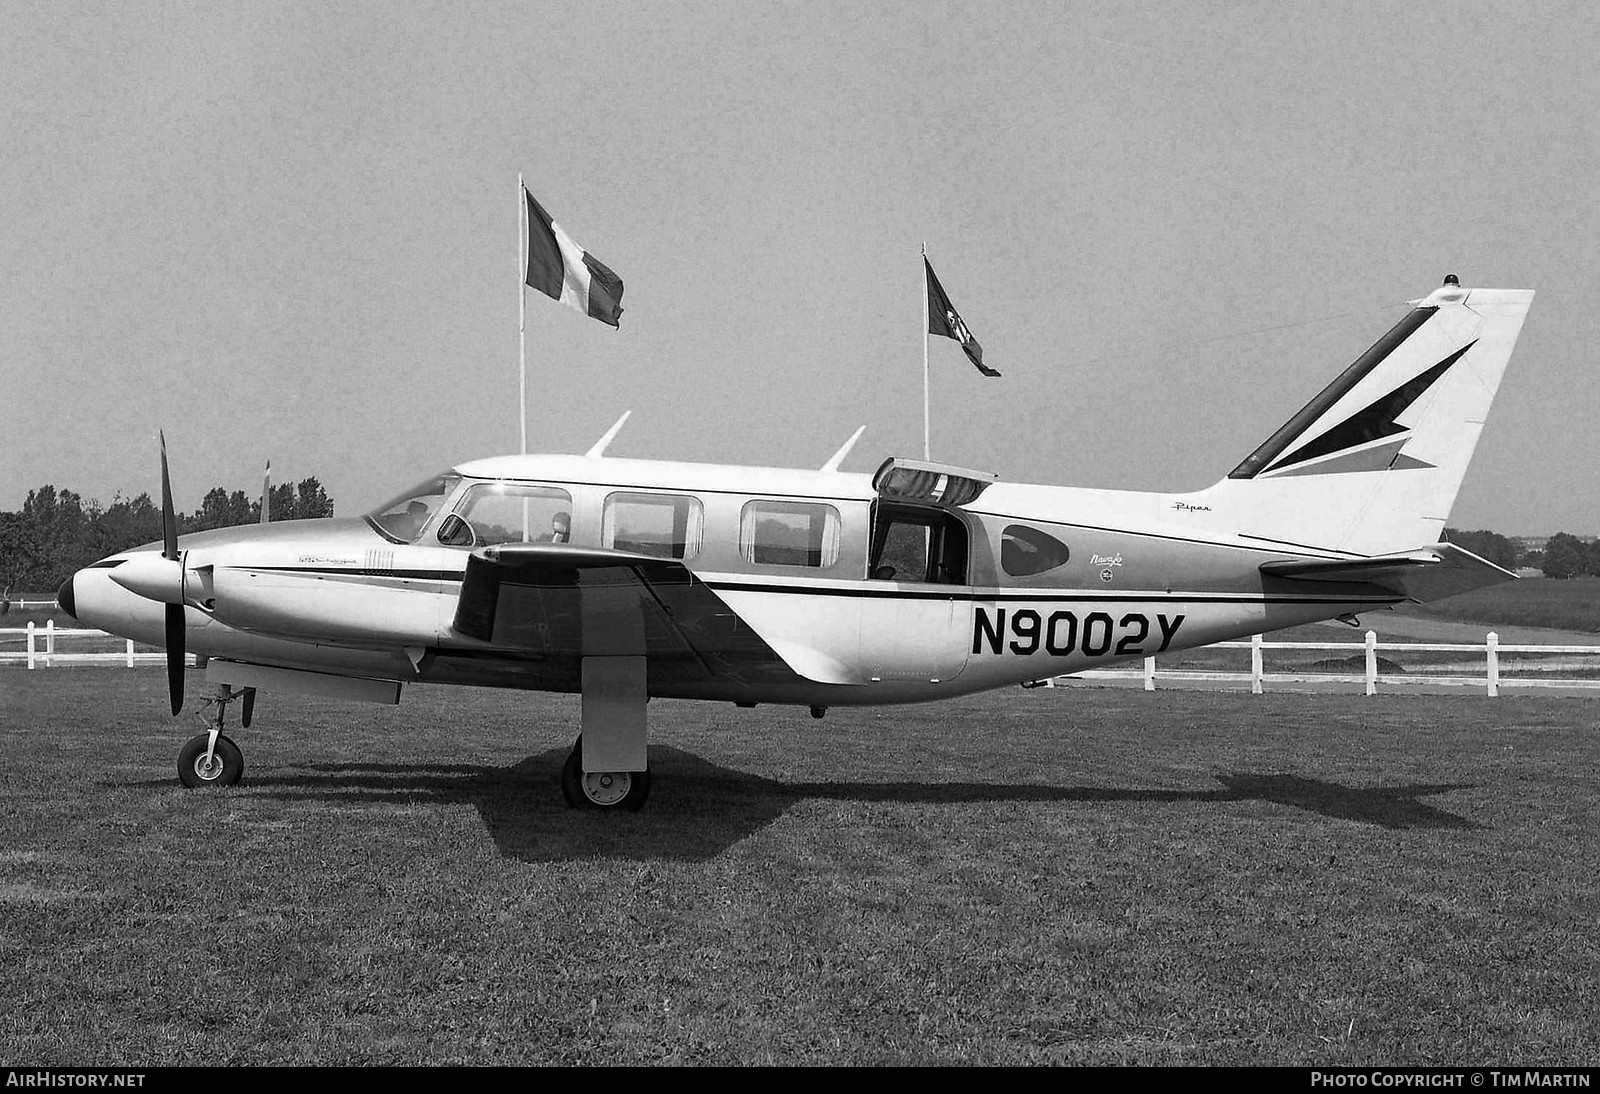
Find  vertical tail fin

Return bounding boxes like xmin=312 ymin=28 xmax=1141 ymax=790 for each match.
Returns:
xmin=1201 ymin=278 xmax=1533 ymax=556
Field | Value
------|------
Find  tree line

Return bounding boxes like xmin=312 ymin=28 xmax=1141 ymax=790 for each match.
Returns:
xmin=0 ymin=479 xmax=333 ymax=593
xmin=1443 ymin=528 xmax=1600 ymax=578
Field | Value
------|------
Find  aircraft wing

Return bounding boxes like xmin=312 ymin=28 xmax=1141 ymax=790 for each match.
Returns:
xmin=450 ymin=543 xmax=836 ymax=687
xmin=1259 ymin=542 xmax=1516 ymax=602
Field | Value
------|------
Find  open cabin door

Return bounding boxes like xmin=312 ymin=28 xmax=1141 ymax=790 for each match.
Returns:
xmin=860 ymin=459 xmax=997 ymax=683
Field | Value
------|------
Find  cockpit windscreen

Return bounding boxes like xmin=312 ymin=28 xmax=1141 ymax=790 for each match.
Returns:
xmin=365 ymin=473 xmax=461 ymax=543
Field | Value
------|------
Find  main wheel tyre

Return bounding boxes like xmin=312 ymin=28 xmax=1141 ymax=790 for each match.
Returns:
xmin=560 ymin=742 xmax=650 ymax=811
xmin=177 ymin=733 xmax=244 ymax=788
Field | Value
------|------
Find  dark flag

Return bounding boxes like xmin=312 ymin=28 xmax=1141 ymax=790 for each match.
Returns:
xmin=925 ymin=256 xmax=998 ymax=376
xmin=524 ymin=188 xmax=624 ymax=328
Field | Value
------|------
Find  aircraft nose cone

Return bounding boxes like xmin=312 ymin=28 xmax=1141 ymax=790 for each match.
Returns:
xmin=57 ymin=574 xmax=77 ymax=620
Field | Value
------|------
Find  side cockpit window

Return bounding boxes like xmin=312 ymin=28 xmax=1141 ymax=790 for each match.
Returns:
xmin=1000 ymin=524 xmax=1071 ymax=577
xmin=441 ymin=483 xmax=574 ymax=548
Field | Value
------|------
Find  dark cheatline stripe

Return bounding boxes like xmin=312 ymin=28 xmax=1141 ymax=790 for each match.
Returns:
xmin=582 ymin=252 xmax=624 ymax=327
xmin=1229 ymin=306 xmax=1437 ymax=479
xmin=1266 ymin=341 xmax=1475 ymax=472
xmin=524 ymin=191 xmax=567 ymax=301
xmin=245 ymin=565 xmax=463 ymax=581
xmin=703 ymin=579 xmax=1395 ymax=606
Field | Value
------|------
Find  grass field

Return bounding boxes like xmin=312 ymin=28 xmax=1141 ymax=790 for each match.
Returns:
xmin=1398 ymin=577 xmax=1600 ymax=635
xmin=1 ymin=672 xmax=1596 ymax=1065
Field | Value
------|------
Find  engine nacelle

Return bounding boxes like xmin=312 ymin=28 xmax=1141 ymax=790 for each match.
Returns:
xmin=108 ymin=552 xmax=214 ymax=610
xmin=206 ymin=566 xmax=447 ymax=646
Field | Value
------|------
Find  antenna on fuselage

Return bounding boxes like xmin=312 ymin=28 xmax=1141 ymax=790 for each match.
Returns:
xmin=820 ymin=426 xmax=866 ymax=472
xmin=585 ymin=410 xmax=632 ymax=458
xmin=260 ymin=459 xmax=270 ymax=524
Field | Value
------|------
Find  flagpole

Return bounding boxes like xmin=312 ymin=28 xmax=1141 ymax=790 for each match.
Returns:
xmin=921 ymin=242 xmax=930 ymax=460
xmin=518 ymin=174 xmax=531 ymax=542
xmin=518 ymin=172 xmax=528 ymax=456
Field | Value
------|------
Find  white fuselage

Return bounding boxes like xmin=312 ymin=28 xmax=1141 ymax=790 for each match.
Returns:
xmin=67 ymin=453 xmax=1400 ymax=707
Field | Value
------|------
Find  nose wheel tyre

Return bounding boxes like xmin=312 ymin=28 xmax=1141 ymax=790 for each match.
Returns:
xmin=560 ymin=740 xmax=650 ymax=811
xmin=177 ymin=733 xmax=244 ymax=788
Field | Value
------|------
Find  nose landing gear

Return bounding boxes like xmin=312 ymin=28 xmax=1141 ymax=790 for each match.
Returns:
xmin=177 ymin=683 xmax=253 ymax=788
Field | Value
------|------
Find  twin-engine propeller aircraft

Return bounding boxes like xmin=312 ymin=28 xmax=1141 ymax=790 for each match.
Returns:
xmin=59 ymin=277 xmax=1533 ymax=810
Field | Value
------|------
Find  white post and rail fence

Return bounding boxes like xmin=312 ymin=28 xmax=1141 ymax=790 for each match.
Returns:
xmin=2 ymin=622 xmax=198 ymax=671
xmin=1034 ymin=630 xmax=1600 ymax=696
xmin=6 ymin=625 xmax=1600 ymax=696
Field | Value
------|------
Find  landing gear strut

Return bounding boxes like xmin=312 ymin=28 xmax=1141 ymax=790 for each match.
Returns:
xmin=560 ymin=738 xmax=650 ymax=811
xmin=177 ymin=683 xmax=251 ymax=788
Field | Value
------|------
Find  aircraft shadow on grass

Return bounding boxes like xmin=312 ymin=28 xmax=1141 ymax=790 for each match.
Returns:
xmin=192 ymin=746 xmax=1479 ymax=862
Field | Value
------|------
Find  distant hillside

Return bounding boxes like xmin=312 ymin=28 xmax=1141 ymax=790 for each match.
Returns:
xmin=1398 ymin=576 xmax=1600 ymax=634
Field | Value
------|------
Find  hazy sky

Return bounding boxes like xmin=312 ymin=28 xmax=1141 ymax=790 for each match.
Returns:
xmin=4 ymin=1 xmax=1596 ymax=534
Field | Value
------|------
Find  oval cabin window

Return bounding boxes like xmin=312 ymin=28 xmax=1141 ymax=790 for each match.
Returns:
xmin=1000 ymin=525 xmax=1070 ymax=577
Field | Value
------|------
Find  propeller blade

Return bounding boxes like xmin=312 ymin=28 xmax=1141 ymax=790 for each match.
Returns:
xmin=157 ymin=433 xmax=185 ymax=713
xmin=164 ymin=603 xmax=185 ymax=714
xmin=159 ymin=431 xmax=178 ymax=561
xmin=241 ymin=687 xmax=256 ymax=728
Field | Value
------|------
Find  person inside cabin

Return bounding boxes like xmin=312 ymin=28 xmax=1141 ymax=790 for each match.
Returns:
xmin=542 ymin=511 xmax=571 ymax=544
xmin=401 ymin=501 xmax=430 ymax=540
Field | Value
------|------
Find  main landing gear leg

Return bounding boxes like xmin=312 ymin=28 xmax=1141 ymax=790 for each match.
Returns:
xmin=561 ymin=656 xmax=651 ymax=811
xmin=177 ymin=682 xmax=247 ymax=789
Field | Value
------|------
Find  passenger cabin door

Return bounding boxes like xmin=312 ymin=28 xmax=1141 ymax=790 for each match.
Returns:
xmin=859 ymin=459 xmax=996 ymax=683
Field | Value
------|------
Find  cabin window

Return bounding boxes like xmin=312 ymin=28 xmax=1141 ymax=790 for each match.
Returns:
xmin=1000 ymin=524 xmax=1071 ymax=577
xmin=740 ymin=501 xmax=841 ymax=568
xmin=603 ymin=492 xmax=703 ymax=560
xmin=442 ymin=483 xmax=573 ymax=548
xmin=365 ymin=473 xmax=461 ymax=543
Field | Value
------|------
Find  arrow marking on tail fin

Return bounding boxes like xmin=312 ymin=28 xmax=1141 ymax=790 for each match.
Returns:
xmin=1261 ymin=341 xmax=1475 ymax=476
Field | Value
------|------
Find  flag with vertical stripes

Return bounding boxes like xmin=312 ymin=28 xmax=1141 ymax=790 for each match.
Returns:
xmin=524 ymin=188 xmax=624 ymax=328
xmin=925 ymin=256 xmax=998 ymax=376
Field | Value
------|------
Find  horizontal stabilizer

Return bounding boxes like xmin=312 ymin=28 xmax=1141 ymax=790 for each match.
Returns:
xmin=1259 ymin=542 xmax=1516 ymax=603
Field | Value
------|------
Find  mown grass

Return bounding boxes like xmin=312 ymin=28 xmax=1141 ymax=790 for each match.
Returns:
xmin=1 ymin=671 xmax=1596 ymax=1065
xmin=1400 ymin=577 xmax=1600 ymax=634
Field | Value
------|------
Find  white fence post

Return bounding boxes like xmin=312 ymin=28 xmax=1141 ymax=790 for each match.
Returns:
xmin=1250 ymin=634 xmax=1263 ymax=694
xmin=45 ymin=619 xmax=55 ymax=667
xmin=1486 ymin=631 xmax=1499 ymax=698
xmin=1143 ymin=656 xmax=1156 ymax=691
xmin=26 ymin=620 xmax=36 ymax=670
xmin=126 ymin=639 xmax=135 ymax=668
xmin=1365 ymin=630 xmax=1377 ymax=695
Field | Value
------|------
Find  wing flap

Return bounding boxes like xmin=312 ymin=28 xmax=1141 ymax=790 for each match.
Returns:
xmin=451 ymin=543 xmax=830 ymax=685
xmin=1260 ymin=542 xmax=1515 ymax=602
